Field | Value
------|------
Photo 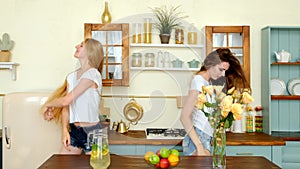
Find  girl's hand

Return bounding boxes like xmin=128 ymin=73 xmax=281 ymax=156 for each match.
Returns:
xmin=195 ymin=147 xmax=211 ymax=156
xmin=44 ymin=107 xmax=54 ymax=121
xmin=62 ymin=130 xmax=71 ymax=151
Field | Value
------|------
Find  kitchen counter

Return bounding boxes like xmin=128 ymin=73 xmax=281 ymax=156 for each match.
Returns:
xmin=38 ymin=154 xmax=281 ymax=169
xmin=109 ymin=130 xmax=286 ymax=146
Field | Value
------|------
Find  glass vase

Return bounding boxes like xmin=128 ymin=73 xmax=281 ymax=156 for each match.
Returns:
xmin=212 ymin=127 xmax=226 ymax=169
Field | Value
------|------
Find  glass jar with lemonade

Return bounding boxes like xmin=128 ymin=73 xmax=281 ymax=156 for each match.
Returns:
xmin=89 ymin=128 xmax=110 ymax=169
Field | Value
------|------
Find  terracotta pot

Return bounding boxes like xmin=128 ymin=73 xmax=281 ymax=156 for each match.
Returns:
xmin=0 ymin=51 xmax=11 ymax=62
xmin=159 ymin=34 xmax=170 ymax=44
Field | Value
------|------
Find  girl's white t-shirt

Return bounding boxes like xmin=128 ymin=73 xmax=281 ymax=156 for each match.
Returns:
xmin=67 ymin=68 xmax=102 ymax=123
xmin=190 ymin=75 xmax=214 ymax=137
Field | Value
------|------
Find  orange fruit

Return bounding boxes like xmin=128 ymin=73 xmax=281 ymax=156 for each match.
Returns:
xmin=168 ymin=154 xmax=179 ymax=167
xmin=144 ymin=151 xmax=155 ymax=161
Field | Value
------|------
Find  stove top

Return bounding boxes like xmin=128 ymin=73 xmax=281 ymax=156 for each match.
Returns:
xmin=145 ymin=128 xmax=187 ymax=139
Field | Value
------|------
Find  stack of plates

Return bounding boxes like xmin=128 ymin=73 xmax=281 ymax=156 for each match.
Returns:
xmin=287 ymin=78 xmax=300 ymax=95
xmin=271 ymin=79 xmax=286 ymax=95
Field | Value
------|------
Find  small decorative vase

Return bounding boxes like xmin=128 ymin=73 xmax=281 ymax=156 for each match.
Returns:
xmin=101 ymin=1 xmax=112 ymax=24
xmin=159 ymin=34 xmax=170 ymax=44
xmin=212 ymin=127 xmax=226 ymax=169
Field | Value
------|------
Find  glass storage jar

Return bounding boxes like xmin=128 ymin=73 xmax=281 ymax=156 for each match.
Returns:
xmin=175 ymin=28 xmax=184 ymax=44
xmin=145 ymin=53 xmax=155 ymax=67
xmin=188 ymin=24 xmax=198 ymax=44
xmin=131 ymin=53 xmax=142 ymax=67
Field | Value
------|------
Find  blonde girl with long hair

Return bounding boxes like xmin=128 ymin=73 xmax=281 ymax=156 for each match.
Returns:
xmin=42 ymin=38 xmax=104 ymax=154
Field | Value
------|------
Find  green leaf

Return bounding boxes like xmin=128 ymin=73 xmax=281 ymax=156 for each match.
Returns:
xmin=204 ymin=112 xmax=210 ymax=117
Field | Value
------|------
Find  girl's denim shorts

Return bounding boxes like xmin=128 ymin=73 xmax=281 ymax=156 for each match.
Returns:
xmin=182 ymin=126 xmax=212 ymax=156
xmin=69 ymin=123 xmax=102 ymax=153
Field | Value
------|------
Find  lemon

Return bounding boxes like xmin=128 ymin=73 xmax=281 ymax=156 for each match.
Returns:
xmin=102 ymin=148 xmax=109 ymax=156
xmin=144 ymin=151 xmax=155 ymax=161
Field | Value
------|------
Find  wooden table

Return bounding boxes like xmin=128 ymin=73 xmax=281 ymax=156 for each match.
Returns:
xmin=38 ymin=154 xmax=280 ymax=169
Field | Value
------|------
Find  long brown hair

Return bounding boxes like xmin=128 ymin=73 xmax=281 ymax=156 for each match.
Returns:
xmin=216 ymin=48 xmax=250 ymax=91
xmin=198 ymin=48 xmax=250 ymax=91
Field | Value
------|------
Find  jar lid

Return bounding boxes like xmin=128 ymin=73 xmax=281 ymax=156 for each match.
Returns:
xmin=145 ymin=53 xmax=154 ymax=57
xmin=132 ymin=53 xmax=142 ymax=56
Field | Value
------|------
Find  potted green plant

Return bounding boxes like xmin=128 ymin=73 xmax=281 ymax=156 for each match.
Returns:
xmin=152 ymin=5 xmax=187 ymax=44
xmin=0 ymin=33 xmax=14 ymax=62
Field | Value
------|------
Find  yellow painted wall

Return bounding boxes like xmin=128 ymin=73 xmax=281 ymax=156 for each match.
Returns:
xmin=1 ymin=0 xmax=300 ymax=129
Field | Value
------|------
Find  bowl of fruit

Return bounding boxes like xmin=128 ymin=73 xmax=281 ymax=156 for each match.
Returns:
xmin=144 ymin=147 xmax=180 ymax=169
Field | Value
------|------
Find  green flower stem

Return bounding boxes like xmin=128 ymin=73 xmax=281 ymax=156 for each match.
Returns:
xmin=213 ymin=128 xmax=226 ymax=168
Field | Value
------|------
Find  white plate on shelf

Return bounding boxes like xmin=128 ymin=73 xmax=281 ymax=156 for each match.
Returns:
xmin=287 ymin=78 xmax=300 ymax=95
xmin=271 ymin=79 xmax=286 ymax=95
xmin=291 ymin=82 xmax=300 ymax=95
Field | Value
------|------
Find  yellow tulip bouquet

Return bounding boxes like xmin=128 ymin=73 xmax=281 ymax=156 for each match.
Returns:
xmin=195 ymin=85 xmax=254 ymax=168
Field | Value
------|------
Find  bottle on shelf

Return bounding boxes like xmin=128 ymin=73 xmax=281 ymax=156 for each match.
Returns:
xmin=157 ymin=51 xmax=164 ymax=68
xmin=143 ymin=18 xmax=153 ymax=44
xmin=101 ymin=1 xmax=112 ymax=24
xmin=164 ymin=51 xmax=170 ymax=68
xmin=188 ymin=23 xmax=197 ymax=44
xmin=132 ymin=23 xmax=142 ymax=43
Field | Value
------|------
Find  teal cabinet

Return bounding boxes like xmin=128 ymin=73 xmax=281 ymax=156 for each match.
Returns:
xmin=226 ymin=146 xmax=271 ymax=159
xmin=110 ymin=145 xmax=182 ymax=156
xmin=261 ymin=26 xmax=300 ymax=134
xmin=281 ymin=141 xmax=300 ymax=169
xmin=261 ymin=26 xmax=300 ymax=169
xmin=227 ymin=146 xmax=283 ymax=167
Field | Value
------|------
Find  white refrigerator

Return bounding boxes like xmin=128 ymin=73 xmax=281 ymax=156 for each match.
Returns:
xmin=2 ymin=92 xmax=62 ymax=169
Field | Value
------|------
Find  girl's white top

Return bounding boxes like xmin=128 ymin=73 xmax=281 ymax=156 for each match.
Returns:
xmin=67 ymin=68 xmax=102 ymax=123
xmin=190 ymin=75 xmax=214 ymax=137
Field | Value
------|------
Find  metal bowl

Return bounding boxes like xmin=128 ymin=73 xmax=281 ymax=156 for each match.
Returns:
xmin=123 ymin=99 xmax=143 ymax=125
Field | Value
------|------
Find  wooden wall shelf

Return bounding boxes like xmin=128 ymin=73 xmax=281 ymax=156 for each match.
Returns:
xmin=272 ymin=62 xmax=300 ymax=65
xmin=271 ymin=95 xmax=300 ymax=100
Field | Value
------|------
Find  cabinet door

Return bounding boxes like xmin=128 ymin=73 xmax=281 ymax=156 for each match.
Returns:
xmin=226 ymin=146 xmax=272 ymax=160
xmin=205 ymin=26 xmax=250 ymax=83
xmin=84 ymin=23 xmax=129 ymax=86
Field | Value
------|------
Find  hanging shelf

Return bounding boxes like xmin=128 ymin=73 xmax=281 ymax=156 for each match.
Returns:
xmin=0 ymin=62 xmax=19 ymax=80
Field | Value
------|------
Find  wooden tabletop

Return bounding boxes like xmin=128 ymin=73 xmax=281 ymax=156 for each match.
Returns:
xmin=108 ymin=130 xmax=286 ymax=146
xmin=38 ymin=154 xmax=280 ymax=169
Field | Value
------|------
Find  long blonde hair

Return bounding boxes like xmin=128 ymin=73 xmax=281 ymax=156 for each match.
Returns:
xmin=84 ymin=38 xmax=104 ymax=74
xmin=40 ymin=80 xmax=67 ymax=123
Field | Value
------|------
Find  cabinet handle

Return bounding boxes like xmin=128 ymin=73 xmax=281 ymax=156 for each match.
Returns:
xmin=236 ymin=152 xmax=253 ymax=155
xmin=4 ymin=126 xmax=11 ymax=149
